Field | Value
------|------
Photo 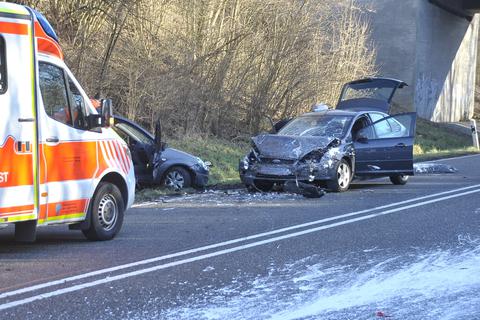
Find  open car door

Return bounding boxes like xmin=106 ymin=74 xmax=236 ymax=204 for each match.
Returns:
xmin=336 ymin=78 xmax=407 ymax=114
xmin=354 ymin=113 xmax=416 ymax=176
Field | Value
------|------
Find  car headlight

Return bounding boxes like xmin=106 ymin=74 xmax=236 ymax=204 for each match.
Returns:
xmin=196 ymin=157 xmax=209 ymax=171
xmin=241 ymin=155 xmax=250 ymax=170
xmin=300 ymin=150 xmax=324 ymax=164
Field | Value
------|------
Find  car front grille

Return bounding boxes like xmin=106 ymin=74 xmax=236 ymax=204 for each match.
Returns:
xmin=259 ymin=157 xmax=295 ymax=165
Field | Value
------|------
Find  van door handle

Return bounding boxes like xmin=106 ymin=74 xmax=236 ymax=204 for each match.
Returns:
xmin=18 ymin=118 xmax=35 ymax=123
xmin=395 ymin=143 xmax=406 ymax=148
xmin=46 ymin=137 xmax=59 ymax=143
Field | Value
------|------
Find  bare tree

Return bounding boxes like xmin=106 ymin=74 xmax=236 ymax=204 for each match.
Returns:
xmin=15 ymin=0 xmax=377 ymax=137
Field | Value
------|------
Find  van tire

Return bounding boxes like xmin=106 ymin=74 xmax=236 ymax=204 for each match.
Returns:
xmin=82 ymin=182 xmax=124 ymax=241
xmin=14 ymin=220 xmax=37 ymax=242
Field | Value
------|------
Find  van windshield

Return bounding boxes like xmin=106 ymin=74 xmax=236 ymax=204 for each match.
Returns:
xmin=278 ymin=114 xmax=353 ymax=138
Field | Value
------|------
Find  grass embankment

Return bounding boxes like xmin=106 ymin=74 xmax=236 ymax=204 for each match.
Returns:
xmin=137 ymin=119 xmax=478 ymax=200
xmin=169 ymin=137 xmax=250 ymax=185
xmin=413 ymin=118 xmax=478 ymax=161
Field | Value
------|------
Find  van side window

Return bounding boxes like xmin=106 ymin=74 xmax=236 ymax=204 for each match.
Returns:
xmin=67 ymin=77 xmax=87 ymax=130
xmin=0 ymin=36 xmax=6 ymax=94
xmin=39 ymin=62 xmax=71 ymax=126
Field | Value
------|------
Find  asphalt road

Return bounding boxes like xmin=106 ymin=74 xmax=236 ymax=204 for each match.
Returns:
xmin=1 ymin=154 xmax=480 ymax=319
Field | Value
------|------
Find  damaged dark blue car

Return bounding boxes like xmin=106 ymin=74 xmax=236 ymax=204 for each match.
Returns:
xmin=240 ymin=78 xmax=417 ymax=192
xmin=112 ymin=116 xmax=210 ymax=190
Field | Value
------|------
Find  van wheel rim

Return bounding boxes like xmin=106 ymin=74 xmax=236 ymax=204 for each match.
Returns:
xmin=166 ymin=171 xmax=185 ymax=190
xmin=337 ymin=163 xmax=350 ymax=188
xmin=98 ymin=194 xmax=117 ymax=231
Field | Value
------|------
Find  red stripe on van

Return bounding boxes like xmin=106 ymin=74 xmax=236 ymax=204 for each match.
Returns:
xmin=0 ymin=21 xmax=28 ymax=36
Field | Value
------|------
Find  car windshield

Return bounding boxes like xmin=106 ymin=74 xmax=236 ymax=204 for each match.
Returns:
xmin=277 ymin=114 xmax=353 ymax=138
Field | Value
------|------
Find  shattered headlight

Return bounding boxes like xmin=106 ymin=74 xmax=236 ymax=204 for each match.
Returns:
xmin=196 ymin=157 xmax=209 ymax=171
xmin=300 ymin=150 xmax=324 ymax=164
xmin=240 ymin=149 xmax=259 ymax=171
xmin=241 ymin=155 xmax=250 ymax=170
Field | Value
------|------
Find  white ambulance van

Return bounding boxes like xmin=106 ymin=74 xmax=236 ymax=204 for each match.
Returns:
xmin=0 ymin=3 xmax=135 ymax=241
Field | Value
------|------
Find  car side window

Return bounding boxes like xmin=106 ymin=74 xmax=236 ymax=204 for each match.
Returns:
xmin=360 ymin=114 xmax=413 ymax=139
xmin=112 ymin=124 xmax=132 ymax=144
xmin=67 ymin=77 xmax=88 ymax=130
xmin=39 ymin=62 xmax=71 ymax=126
xmin=369 ymin=113 xmax=384 ymax=123
xmin=0 ymin=36 xmax=6 ymax=94
xmin=373 ymin=120 xmax=392 ymax=138
xmin=115 ymin=122 xmax=153 ymax=145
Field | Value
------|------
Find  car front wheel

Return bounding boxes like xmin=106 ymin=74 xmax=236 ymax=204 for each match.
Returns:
xmin=163 ymin=166 xmax=192 ymax=190
xmin=390 ymin=174 xmax=409 ymax=185
xmin=327 ymin=159 xmax=352 ymax=192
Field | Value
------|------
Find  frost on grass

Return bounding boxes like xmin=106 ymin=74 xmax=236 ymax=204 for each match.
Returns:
xmin=152 ymin=240 xmax=480 ymax=320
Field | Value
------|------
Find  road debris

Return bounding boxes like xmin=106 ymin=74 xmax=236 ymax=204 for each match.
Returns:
xmin=413 ymin=163 xmax=457 ymax=174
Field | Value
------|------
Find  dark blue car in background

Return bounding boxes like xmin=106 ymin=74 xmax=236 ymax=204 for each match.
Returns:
xmin=240 ymin=78 xmax=416 ymax=192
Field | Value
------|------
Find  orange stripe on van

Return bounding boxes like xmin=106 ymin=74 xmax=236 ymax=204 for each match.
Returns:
xmin=0 ymin=21 xmax=28 ymax=36
xmin=38 ymin=199 xmax=88 ymax=224
xmin=0 ymin=136 xmax=34 ymax=187
xmin=0 ymin=204 xmax=34 ymax=216
xmin=40 ymin=141 xmax=98 ymax=183
xmin=45 ymin=199 xmax=88 ymax=218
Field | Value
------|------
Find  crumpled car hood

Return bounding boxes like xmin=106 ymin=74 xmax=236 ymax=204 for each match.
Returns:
xmin=252 ymin=134 xmax=336 ymax=160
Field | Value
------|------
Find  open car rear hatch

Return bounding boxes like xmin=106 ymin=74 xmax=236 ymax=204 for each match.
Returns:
xmin=336 ymin=78 xmax=407 ymax=114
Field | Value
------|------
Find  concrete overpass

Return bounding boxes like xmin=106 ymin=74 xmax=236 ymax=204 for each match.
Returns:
xmin=363 ymin=0 xmax=480 ymax=122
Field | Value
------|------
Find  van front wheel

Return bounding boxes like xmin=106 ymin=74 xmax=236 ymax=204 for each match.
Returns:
xmin=82 ymin=182 xmax=124 ymax=241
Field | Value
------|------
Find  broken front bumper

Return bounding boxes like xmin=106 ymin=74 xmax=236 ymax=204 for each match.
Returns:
xmin=239 ymin=161 xmax=337 ymax=186
xmin=191 ymin=166 xmax=209 ymax=188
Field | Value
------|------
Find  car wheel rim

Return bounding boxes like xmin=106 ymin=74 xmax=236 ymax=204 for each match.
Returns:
xmin=166 ymin=171 xmax=185 ymax=190
xmin=98 ymin=194 xmax=117 ymax=231
xmin=337 ymin=163 xmax=350 ymax=188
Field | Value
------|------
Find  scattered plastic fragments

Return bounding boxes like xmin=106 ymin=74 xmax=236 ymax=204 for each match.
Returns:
xmin=375 ymin=310 xmax=392 ymax=318
xmin=283 ymin=181 xmax=325 ymax=198
xmin=413 ymin=163 xmax=457 ymax=174
xmin=157 ymin=189 xmax=305 ymax=205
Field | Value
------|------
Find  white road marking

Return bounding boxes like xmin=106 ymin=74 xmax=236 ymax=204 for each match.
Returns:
xmin=1 ymin=184 xmax=479 ymax=301
xmin=0 ymin=186 xmax=480 ymax=311
xmin=426 ymin=153 xmax=480 ymax=163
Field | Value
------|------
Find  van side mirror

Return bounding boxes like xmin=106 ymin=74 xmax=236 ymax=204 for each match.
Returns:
xmin=101 ymin=99 xmax=113 ymax=127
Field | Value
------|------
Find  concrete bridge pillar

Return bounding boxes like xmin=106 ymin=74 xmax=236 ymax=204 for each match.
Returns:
xmin=363 ymin=0 xmax=480 ymax=122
